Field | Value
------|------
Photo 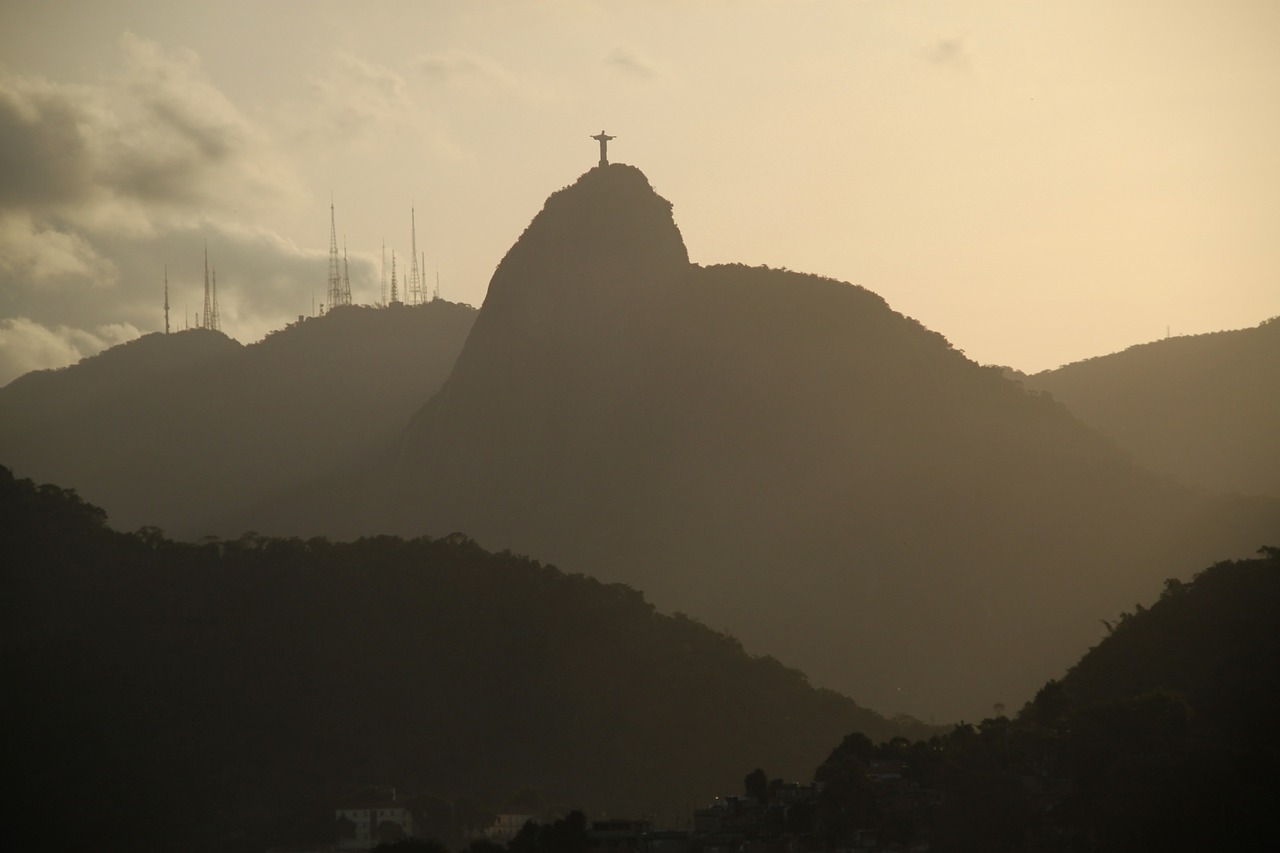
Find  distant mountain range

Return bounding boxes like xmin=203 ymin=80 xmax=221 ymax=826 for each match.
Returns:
xmin=1 ymin=466 xmax=926 ymax=853
xmin=1023 ymin=319 xmax=1280 ymax=497
xmin=311 ymin=164 xmax=1274 ymax=720
xmin=0 ymin=301 xmax=475 ymax=537
xmin=2 ymin=165 xmax=1275 ymax=723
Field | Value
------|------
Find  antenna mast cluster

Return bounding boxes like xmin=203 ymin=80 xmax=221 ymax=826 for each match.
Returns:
xmin=407 ymin=208 xmax=423 ymax=305
xmin=371 ymin=202 xmax=441 ymax=309
xmin=210 ymin=266 xmax=220 ymax=331
xmin=202 ymin=245 xmax=212 ymax=328
xmin=161 ymin=188 xmax=458 ymax=331
xmin=201 ymin=244 xmax=221 ymax=332
xmin=327 ymin=200 xmax=345 ymax=312
xmin=342 ymin=238 xmax=352 ymax=305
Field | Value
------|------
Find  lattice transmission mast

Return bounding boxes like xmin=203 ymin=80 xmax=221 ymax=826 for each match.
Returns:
xmin=342 ymin=238 xmax=352 ymax=305
xmin=327 ymin=199 xmax=344 ymax=312
xmin=407 ymin=208 xmax=422 ymax=305
xmin=209 ymin=264 xmax=220 ymax=331
xmin=202 ymin=244 xmax=213 ymax=329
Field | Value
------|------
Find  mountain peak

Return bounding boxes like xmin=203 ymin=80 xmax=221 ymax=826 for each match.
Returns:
xmin=413 ymin=164 xmax=693 ymax=438
xmin=482 ymin=164 xmax=690 ymax=325
xmin=511 ymin=162 xmax=688 ymax=263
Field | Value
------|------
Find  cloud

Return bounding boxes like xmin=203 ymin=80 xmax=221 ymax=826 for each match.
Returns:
xmin=0 ymin=35 xmax=451 ymax=387
xmin=306 ymin=52 xmax=421 ymax=144
xmin=0 ymin=213 xmax=380 ymax=386
xmin=0 ymin=212 xmax=117 ymax=286
xmin=0 ymin=317 xmax=141 ymax=387
xmin=0 ymin=74 xmax=95 ymax=211
xmin=413 ymin=49 xmax=549 ymax=101
xmin=3 ymin=35 xmax=293 ymax=225
xmin=605 ymin=48 xmax=657 ymax=79
xmin=416 ymin=51 xmax=486 ymax=83
xmin=0 ymin=33 xmax=293 ymax=230
xmin=0 ymin=34 xmax=318 ymax=383
xmin=105 ymin=33 xmax=256 ymax=201
xmin=924 ymin=36 xmax=971 ymax=71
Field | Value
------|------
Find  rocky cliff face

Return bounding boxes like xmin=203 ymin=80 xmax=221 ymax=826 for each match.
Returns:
xmin=390 ymin=164 xmax=693 ymax=549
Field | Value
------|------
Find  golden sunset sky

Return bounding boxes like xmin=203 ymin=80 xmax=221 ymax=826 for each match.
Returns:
xmin=2 ymin=0 xmax=1277 ymax=384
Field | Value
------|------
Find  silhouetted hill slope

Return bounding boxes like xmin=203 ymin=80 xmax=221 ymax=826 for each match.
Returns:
xmin=1050 ymin=546 xmax=1280 ymax=743
xmin=312 ymin=164 xmax=1277 ymax=722
xmin=0 ymin=301 xmax=476 ymax=537
xmin=1024 ymin=318 xmax=1280 ymax=497
xmin=782 ymin=548 xmax=1280 ymax=852
xmin=1010 ymin=546 xmax=1280 ymax=850
xmin=0 ymin=467 xmax=925 ymax=853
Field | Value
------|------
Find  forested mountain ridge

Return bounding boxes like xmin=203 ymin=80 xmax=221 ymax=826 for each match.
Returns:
xmin=1024 ymin=317 xmax=1280 ymax=497
xmin=6 ymin=164 xmax=1275 ymax=724
xmin=284 ymin=163 xmax=1278 ymax=721
xmin=1010 ymin=546 xmax=1280 ymax=849
xmin=785 ymin=547 xmax=1280 ymax=852
xmin=1051 ymin=545 xmax=1280 ymax=741
xmin=0 ymin=301 xmax=476 ymax=537
xmin=0 ymin=466 xmax=925 ymax=853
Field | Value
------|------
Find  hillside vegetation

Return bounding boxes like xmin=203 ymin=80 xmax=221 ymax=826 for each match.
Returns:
xmin=754 ymin=547 xmax=1280 ymax=851
xmin=0 ymin=466 xmax=923 ymax=853
xmin=1026 ymin=318 xmax=1280 ymax=497
xmin=0 ymin=301 xmax=476 ymax=537
xmin=4 ymin=165 xmax=1275 ymax=724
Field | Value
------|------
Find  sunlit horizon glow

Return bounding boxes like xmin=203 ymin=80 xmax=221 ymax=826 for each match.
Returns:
xmin=2 ymin=0 xmax=1277 ymax=384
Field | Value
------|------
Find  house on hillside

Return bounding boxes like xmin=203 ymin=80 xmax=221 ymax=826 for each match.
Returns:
xmin=474 ymin=813 xmax=537 ymax=844
xmin=693 ymin=796 xmax=761 ymax=835
xmin=335 ymin=800 xmax=415 ymax=850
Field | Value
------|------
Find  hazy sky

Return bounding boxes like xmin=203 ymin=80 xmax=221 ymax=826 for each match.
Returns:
xmin=2 ymin=0 xmax=1277 ymax=385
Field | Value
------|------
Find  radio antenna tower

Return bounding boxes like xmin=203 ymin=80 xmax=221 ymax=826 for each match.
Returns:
xmin=342 ymin=237 xmax=352 ymax=305
xmin=327 ymin=197 xmax=343 ymax=313
xmin=163 ymin=265 xmax=170 ymax=334
xmin=407 ymin=208 xmax=422 ymax=305
xmin=434 ymin=265 xmax=440 ymax=302
xmin=389 ymin=250 xmax=400 ymax=305
xmin=209 ymin=263 xmax=221 ymax=332
xmin=202 ymin=243 xmax=213 ymax=330
xmin=380 ymin=240 xmax=387 ymax=306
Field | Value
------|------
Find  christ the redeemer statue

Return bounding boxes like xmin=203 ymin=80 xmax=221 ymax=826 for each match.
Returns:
xmin=592 ymin=130 xmax=615 ymax=167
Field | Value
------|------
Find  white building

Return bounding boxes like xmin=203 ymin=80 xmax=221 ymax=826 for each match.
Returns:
xmin=335 ymin=800 xmax=415 ymax=850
